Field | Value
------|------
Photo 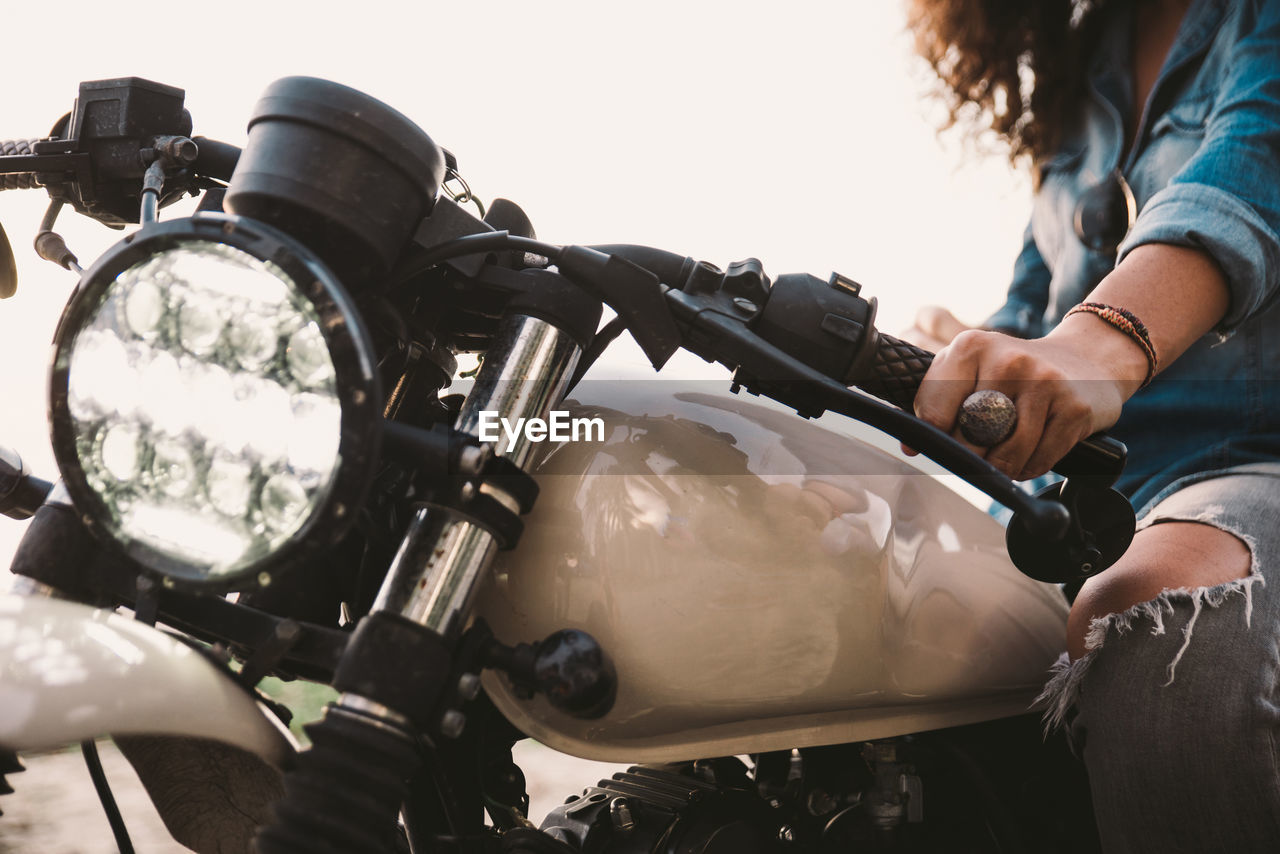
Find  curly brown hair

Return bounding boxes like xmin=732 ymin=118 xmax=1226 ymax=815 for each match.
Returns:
xmin=908 ymin=0 xmax=1112 ymax=166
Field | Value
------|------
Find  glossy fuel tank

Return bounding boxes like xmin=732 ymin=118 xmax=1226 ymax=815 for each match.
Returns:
xmin=475 ymin=384 xmax=1068 ymax=762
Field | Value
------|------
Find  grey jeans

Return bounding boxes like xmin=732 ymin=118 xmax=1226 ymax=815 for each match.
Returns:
xmin=1039 ymin=462 xmax=1280 ymax=852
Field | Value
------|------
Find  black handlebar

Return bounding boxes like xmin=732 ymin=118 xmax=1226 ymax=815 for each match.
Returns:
xmin=0 ymin=140 xmax=41 ymax=191
xmin=191 ymin=136 xmax=241 ymax=182
xmin=0 ymin=446 xmax=52 ymax=521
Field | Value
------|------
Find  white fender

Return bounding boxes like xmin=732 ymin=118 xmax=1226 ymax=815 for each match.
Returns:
xmin=0 ymin=594 xmax=296 ymax=768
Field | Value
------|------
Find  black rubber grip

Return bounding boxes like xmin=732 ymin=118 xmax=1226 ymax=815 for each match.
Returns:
xmin=0 ymin=140 xmax=40 ymax=191
xmin=857 ymin=330 xmax=934 ymax=411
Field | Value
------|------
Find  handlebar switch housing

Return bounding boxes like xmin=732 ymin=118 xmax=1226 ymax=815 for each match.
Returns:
xmin=753 ymin=271 xmax=879 ymax=384
xmin=43 ymin=78 xmax=193 ymax=225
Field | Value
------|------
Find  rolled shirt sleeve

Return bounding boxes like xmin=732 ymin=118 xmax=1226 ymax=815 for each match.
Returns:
xmin=1117 ymin=0 xmax=1280 ymax=331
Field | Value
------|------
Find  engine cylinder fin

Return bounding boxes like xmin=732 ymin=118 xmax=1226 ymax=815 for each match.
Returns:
xmin=594 ymin=767 xmax=716 ymax=810
xmin=539 ymin=762 xmax=777 ymax=853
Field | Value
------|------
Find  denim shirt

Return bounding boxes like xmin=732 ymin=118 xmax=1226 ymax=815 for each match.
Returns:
xmin=983 ymin=0 xmax=1280 ymax=511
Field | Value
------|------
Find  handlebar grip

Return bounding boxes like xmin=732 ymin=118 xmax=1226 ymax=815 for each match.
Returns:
xmin=0 ymin=140 xmax=41 ymax=191
xmin=857 ymin=330 xmax=934 ymax=411
xmin=857 ymin=331 xmax=1021 ymax=446
xmin=853 ymin=331 xmax=1127 ymax=481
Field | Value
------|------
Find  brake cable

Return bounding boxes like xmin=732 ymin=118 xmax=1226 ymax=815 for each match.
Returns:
xmin=81 ymin=740 xmax=136 ymax=854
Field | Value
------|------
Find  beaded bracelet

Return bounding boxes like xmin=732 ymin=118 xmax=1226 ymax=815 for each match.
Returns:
xmin=1063 ymin=302 xmax=1159 ymax=387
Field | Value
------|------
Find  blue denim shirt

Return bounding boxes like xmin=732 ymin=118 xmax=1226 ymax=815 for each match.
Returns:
xmin=983 ymin=0 xmax=1280 ymax=511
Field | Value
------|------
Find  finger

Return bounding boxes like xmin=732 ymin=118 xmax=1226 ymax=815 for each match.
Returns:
xmin=1019 ymin=405 xmax=1094 ymax=480
xmin=983 ymin=382 xmax=1052 ymax=479
xmin=899 ymin=327 xmax=950 ymax=352
xmin=949 ymin=424 xmax=991 ymax=462
xmin=912 ymin=333 xmax=982 ymax=436
xmin=917 ymin=306 xmax=969 ymax=344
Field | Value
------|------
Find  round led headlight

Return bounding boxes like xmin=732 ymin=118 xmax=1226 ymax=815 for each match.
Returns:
xmin=49 ymin=214 xmax=381 ymax=589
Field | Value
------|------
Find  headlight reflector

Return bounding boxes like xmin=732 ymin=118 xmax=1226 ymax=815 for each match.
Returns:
xmin=50 ymin=215 xmax=380 ymax=589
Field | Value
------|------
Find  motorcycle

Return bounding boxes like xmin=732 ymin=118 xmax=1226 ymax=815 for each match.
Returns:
xmin=0 ymin=77 xmax=1138 ymax=853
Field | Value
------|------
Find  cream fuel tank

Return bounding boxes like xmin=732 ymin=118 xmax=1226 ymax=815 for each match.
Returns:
xmin=475 ymin=383 xmax=1069 ymax=763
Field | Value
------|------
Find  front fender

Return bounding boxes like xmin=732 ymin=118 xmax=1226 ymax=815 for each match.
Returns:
xmin=0 ymin=594 xmax=296 ymax=769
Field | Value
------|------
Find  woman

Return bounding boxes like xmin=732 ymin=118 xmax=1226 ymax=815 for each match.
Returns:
xmin=906 ymin=0 xmax=1280 ymax=849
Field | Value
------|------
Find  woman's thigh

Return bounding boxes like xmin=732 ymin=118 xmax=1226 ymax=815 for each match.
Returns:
xmin=1067 ymin=521 xmax=1252 ymax=660
xmin=1042 ymin=464 xmax=1280 ymax=852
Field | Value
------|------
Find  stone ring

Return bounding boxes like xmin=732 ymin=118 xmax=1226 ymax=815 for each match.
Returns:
xmin=958 ymin=389 xmax=1018 ymax=446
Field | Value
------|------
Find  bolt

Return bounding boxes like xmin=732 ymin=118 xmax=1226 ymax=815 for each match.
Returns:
xmin=152 ymin=136 xmax=199 ymax=165
xmin=457 ymin=673 xmax=482 ymax=701
xmin=778 ymin=825 xmax=796 ymax=844
xmin=733 ymin=297 xmax=759 ymax=314
xmin=459 ymin=445 xmax=486 ymax=475
xmin=610 ymin=797 xmax=637 ymax=832
xmin=439 ymin=709 xmax=467 ymax=739
xmin=807 ymin=788 xmax=838 ymax=816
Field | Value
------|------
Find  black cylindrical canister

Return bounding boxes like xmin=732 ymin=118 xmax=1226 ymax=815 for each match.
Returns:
xmin=225 ymin=77 xmax=446 ymax=285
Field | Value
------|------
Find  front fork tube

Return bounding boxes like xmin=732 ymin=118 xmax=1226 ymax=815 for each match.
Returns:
xmin=254 ymin=313 xmax=584 ymax=854
xmin=366 ymin=309 xmax=581 ymax=672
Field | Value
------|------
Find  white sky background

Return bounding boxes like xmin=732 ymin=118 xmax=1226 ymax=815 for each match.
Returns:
xmin=0 ymin=0 xmax=1031 ymax=563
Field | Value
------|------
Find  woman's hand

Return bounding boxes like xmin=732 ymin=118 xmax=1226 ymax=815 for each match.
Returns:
xmin=904 ymin=246 xmax=1230 ymax=480
xmin=901 ymin=305 xmax=971 ymax=351
xmin=913 ymin=317 xmax=1149 ymax=480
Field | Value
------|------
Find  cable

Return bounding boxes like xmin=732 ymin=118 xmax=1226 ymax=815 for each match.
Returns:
xmin=390 ymin=232 xmax=563 ymax=287
xmin=139 ymin=160 xmax=165 ymax=224
xmin=566 ymin=315 xmax=627 ymax=392
xmin=81 ymin=740 xmax=135 ymax=854
xmin=38 ymin=200 xmax=63 ymax=233
xmin=140 ymin=191 xmax=158 ymax=224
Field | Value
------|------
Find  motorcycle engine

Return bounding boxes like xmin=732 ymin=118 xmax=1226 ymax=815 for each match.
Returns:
xmin=535 ymin=760 xmax=787 ymax=854
xmin=512 ymin=724 xmax=1096 ymax=854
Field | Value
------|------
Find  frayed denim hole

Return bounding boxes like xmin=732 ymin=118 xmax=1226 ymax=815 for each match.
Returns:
xmin=1035 ymin=511 xmax=1261 ymax=735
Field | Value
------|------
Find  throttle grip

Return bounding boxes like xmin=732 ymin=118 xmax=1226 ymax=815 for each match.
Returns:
xmin=858 ymin=330 xmax=934 ymax=411
xmin=0 ymin=140 xmax=41 ymax=191
xmin=852 ymin=330 xmax=1127 ymax=482
xmin=860 ymin=332 xmax=1014 ymax=446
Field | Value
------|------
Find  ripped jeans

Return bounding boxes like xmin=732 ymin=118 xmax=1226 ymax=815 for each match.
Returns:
xmin=1040 ymin=462 xmax=1280 ymax=852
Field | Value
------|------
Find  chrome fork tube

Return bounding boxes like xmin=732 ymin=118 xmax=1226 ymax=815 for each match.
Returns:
xmin=369 ymin=313 xmax=582 ymax=638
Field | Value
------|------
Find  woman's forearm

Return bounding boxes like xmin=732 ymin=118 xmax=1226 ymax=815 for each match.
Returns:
xmin=913 ymin=243 xmax=1233 ymax=480
xmin=1050 ymin=244 xmax=1232 ymax=389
